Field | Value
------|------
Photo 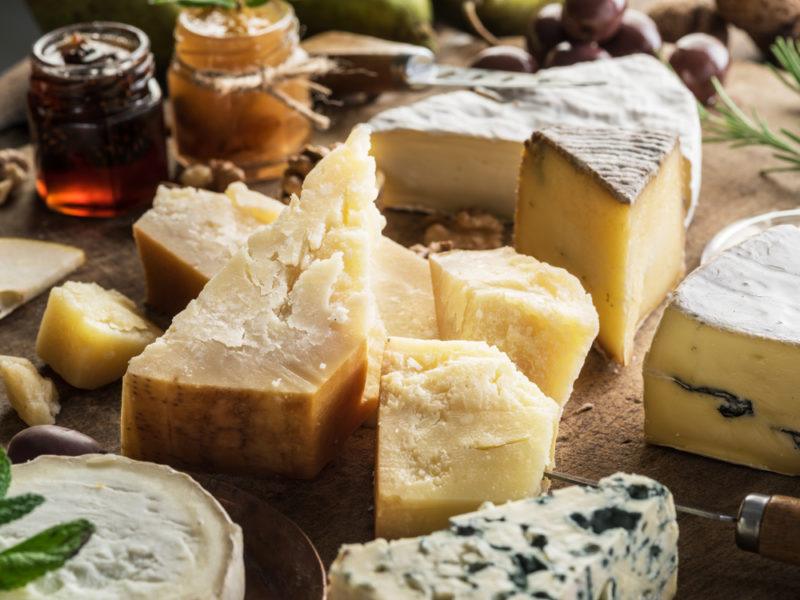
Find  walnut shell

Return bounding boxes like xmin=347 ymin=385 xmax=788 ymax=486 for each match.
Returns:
xmin=716 ymin=0 xmax=800 ymax=35
xmin=649 ymin=0 xmax=728 ymax=44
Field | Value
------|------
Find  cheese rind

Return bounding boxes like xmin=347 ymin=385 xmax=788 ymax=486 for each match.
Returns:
xmin=330 ymin=472 xmax=679 ymax=600
xmin=0 ymin=454 xmax=244 ymax=600
xmin=515 ymin=127 xmax=687 ymax=364
xmin=644 ymin=225 xmax=800 ymax=474
xmin=430 ymin=247 xmax=598 ymax=406
xmin=0 ymin=356 xmax=59 ymax=426
xmin=35 ymin=282 xmax=162 ymax=390
xmin=376 ymin=338 xmax=560 ymax=539
xmin=370 ymin=54 xmax=701 ymax=223
xmin=122 ymin=126 xmax=383 ymax=478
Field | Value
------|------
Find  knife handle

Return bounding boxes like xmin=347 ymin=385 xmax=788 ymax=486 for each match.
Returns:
xmin=736 ymin=493 xmax=800 ymax=565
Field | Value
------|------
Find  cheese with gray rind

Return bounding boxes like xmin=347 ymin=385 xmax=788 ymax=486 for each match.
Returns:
xmin=0 ymin=454 xmax=244 ymax=600
xmin=370 ymin=54 xmax=701 ymax=223
xmin=329 ymin=472 xmax=679 ymax=600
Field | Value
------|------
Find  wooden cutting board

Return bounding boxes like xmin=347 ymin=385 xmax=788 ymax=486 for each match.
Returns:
xmin=1 ymin=35 xmax=799 ymax=600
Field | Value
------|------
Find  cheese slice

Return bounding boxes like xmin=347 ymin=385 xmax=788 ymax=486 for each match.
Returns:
xmin=370 ymin=54 xmax=701 ymax=223
xmin=36 ymin=282 xmax=162 ymax=390
xmin=0 ymin=239 xmax=84 ymax=321
xmin=515 ymin=127 xmax=687 ymax=365
xmin=0 ymin=454 xmax=244 ymax=599
xmin=330 ymin=472 xmax=679 ymax=599
xmin=122 ymin=126 xmax=383 ymax=479
xmin=430 ymin=247 xmax=598 ymax=406
xmin=644 ymin=225 xmax=800 ymax=475
xmin=0 ymin=356 xmax=59 ymax=426
xmin=376 ymin=337 xmax=560 ymax=539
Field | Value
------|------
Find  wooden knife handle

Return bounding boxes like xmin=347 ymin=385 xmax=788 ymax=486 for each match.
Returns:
xmin=758 ymin=495 xmax=800 ymax=565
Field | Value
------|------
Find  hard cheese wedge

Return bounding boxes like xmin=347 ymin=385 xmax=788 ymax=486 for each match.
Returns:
xmin=370 ymin=54 xmax=701 ymax=223
xmin=645 ymin=225 xmax=800 ymax=475
xmin=331 ymin=473 xmax=679 ymax=599
xmin=515 ymin=127 xmax=687 ymax=365
xmin=0 ymin=238 xmax=84 ymax=320
xmin=122 ymin=126 xmax=383 ymax=478
xmin=0 ymin=454 xmax=244 ymax=599
xmin=376 ymin=337 xmax=560 ymax=539
xmin=0 ymin=356 xmax=59 ymax=426
xmin=430 ymin=247 xmax=599 ymax=406
xmin=36 ymin=281 xmax=162 ymax=390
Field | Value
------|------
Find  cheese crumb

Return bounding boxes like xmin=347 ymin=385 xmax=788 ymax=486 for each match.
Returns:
xmin=0 ymin=355 xmax=60 ymax=426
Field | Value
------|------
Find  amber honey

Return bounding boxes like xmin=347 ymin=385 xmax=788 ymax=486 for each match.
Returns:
xmin=169 ymin=1 xmax=311 ymax=181
xmin=28 ymin=23 xmax=168 ymax=218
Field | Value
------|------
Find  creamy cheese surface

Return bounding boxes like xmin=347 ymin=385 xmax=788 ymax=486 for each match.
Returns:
xmin=0 ymin=454 xmax=244 ymax=600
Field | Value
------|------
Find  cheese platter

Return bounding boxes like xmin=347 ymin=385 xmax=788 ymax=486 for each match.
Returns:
xmin=1 ymin=0 xmax=800 ymax=597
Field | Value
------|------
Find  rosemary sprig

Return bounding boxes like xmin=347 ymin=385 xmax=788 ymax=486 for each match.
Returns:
xmin=768 ymin=37 xmax=800 ymax=96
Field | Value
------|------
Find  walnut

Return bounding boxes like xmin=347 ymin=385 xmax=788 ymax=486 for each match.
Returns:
xmin=648 ymin=0 xmax=728 ymax=44
xmin=280 ymin=143 xmax=337 ymax=202
xmin=410 ymin=240 xmax=455 ymax=259
xmin=178 ymin=159 xmax=245 ymax=192
xmin=0 ymin=149 xmax=30 ymax=205
xmin=422 ymin=209 xmax=505 ymax=252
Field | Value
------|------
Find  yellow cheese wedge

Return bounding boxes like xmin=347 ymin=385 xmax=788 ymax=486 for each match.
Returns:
xmin=430 ymin=247 xmax=598 ymax=407
xmin=122 ymin=126 xmax=383 ymax=479
xmin=0 ymin=356 xmax=59 ymax=426
xmin=0 ymin=238 xmax=84 ymax=320
xmin=515 ymin=127 xmax=688 ymax=364
xmin=376 ymin=337 xmax=560 ymax=539
xmin=35 ymin=282 xmax=162 ymax=390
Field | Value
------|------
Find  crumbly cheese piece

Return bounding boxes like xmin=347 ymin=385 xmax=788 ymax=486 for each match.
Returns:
xmin=515 ymin=127 xmax=687 ymax=365
xmin=0 ymin=454 xmax=244 ymax=600
xmin=122 ymin=126 xmax=384 ymax=479
xmin=370 ymin=54 xmax=701 ymax=224
xmin=376 ymin=338 xmax=560 ymax=539
xmin=35 ymin=282 xmax=162 ymax=390
xmin=645 ymin=225 xmax=800 ymax=475
xmin=330 ymin=472 xmax=679 ymax=600
xmin=0 ymin=238 xmax=84 ymax=320
xmin=0 ymin=356 xmax=59 ymax=426
xmin=430 ymin=247 xmax=598 ymax=407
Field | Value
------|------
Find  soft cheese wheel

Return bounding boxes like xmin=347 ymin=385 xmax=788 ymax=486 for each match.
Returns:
xmin=645 ymin=225 xmax=800 ymax=474
xmin=0 ymin=454 xmax=243 ymax=600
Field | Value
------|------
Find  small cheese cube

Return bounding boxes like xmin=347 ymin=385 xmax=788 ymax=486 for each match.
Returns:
xmin=376 ymin=338 xmax=560 ymax=539
xmin=0 ymin=356 xmax=59 ymax=426
xmin=515 ymin=127 xmax=688 ymax=364
xmin=645 ymin=225 xmax=800 ymax=475
xmin=430 ymin=247 xmax=598 ymax=406
xmin=36 ymin=282 xmax=161 ymax=390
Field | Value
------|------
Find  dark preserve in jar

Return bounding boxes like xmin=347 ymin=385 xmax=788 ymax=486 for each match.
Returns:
xmin=28 ymin=22 xmax=168 ymax=217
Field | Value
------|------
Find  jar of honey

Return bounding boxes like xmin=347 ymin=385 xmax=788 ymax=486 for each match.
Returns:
xmin=28 ymin=23 xmax=168 ymax=218
xmin=169 ymin=1 xmax=312 ymax=181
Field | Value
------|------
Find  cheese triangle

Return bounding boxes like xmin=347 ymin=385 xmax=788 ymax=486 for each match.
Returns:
xmin=122 ymin=126 xmax=384 ymax=478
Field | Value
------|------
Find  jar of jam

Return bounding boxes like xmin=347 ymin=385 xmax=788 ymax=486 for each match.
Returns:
xmin=169 ymin=1 xmax=312 ymax=181
xmin=28 ymin=22 xmax=168 ymax=218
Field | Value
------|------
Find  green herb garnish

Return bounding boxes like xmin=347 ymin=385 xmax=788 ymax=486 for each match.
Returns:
xmin=0 ymin=448 xmax=95 ymax=591
xmin=150 ymin=0 xmax=270 ymax=8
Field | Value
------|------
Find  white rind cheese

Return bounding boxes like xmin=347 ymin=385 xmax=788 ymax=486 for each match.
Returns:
xmin=330 ymin=473 xmax=679 ymax=600
xmin=0 ymin=454 xmax=244 ymax=600
xmin=370 ymin=54 xmax=701 ymax=223
xmin=645 ymin=225 xmax=800 ymax=474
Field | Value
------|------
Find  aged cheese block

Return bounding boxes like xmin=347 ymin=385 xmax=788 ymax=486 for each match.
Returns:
xmin=430 ymin=247 xmax=598 ymax=406
xmin=376 ymin=337 xmax=560 ymax=539
xmin=330 ymin=472 xmax=679 ymax=599
xmin=645 ymin=225 xmax=800 ymax=475
xmin=369 ymin=54 xmax=701 ymax=223
xmin=515 ymin=127 xmax=687 ymax=365
xmin=122 ymin=126 xmax=383 ymax=479
xmin=36 ymin=282 xmax=162 ymax=390
xmin=0 ymin=454 xmax=244 ymax=599
xmin=0 ymin=238 xmax=84 ymax=321
xmin=0 ymin=356 xmax=59 ymax=426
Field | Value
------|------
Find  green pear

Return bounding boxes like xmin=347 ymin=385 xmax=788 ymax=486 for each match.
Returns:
xmin=435 ymin=0 xmax=559 ymax=36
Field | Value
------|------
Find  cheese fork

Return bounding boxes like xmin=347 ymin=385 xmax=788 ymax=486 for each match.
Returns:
xmin=547 ymin=470 xmax=800 ymax=567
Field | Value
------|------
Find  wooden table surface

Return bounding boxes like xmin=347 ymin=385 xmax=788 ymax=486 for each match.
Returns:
xmin=2 ymin=28 xmax=800 ymax=600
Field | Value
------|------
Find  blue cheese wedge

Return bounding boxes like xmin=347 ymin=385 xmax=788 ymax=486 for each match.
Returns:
xmin=330 ymin=473 xmax=678 ymax=599
xmin=0 ymin=454 xmax=244 ymax=599
xmin=645 ymin=224 xmax=800 ymax=475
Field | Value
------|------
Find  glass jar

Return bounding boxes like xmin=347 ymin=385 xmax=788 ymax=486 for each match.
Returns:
xmin=28 ymin=22 xmax=168 ymax=218
xmin=168 ymin=1 xmax=312 ymax=181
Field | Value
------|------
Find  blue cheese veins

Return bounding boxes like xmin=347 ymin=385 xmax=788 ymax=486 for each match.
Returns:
xmin=328 ymin=473 xmax=679 ymax=599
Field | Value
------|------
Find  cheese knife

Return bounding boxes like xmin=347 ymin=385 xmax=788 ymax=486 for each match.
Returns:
xmin=547 ymin=470 xmax=800 ymax=567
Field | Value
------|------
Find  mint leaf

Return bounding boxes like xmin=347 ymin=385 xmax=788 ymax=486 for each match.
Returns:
xmin=149 ymin=0 xmax=239 ymax=8
xmin=0 ymin=448 xmax=10 ymax=499
xmin=246 ymin=0 xmax=270 ymax=6
xmin=0 ymin=494 xmax=45 ymax=526
xmin=0 ymin=519 xmax=94 ymax=591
